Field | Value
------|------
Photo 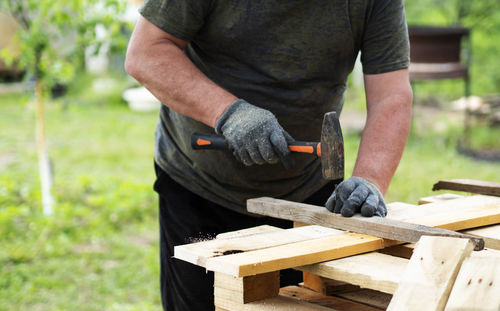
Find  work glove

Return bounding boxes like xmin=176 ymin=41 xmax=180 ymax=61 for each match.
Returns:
xmin=325 ymin=176 xmax=387 ymax=217
xmin=215 ymin=99 xmax=294 ymax=167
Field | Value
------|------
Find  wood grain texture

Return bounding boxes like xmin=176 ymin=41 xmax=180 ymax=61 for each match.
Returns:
xmin=334 ymin=289 xmax=392 ymax=310
xmin=463 ymin=224 xmax=500 ymax=250
xmin=280 ymin=286 xmax=382 ymax=311
xmin=419 ymin=193 xmax=466 ymax=205
xmin=247 ymin=197 xmax=487 ymax=250
xmin=175 ymin=195 xmax=500 ymax=277
xmin=214 ymin=271 xmax=279 ymax=304
xmin=378 ymin=243 xmax=415 ymax=259
xmin=175 ymin=225 xmax=343 ymax=267
xmin=387 ymin=236 xmax=474 ymax=311
xmin=444 ymin=252 xmax=500 ymax=311
xmin=206 ymin=232 xmax=385 ymax=277
xmin=216 ymin=225 xmax=282 ymax=240
xmin=302 ymin=274 xmax=360 ymax=296
xmin=298 ymin=252 xmax=407 ymax=294
xmin=214 ymin=294 xmax=336 ymax=311
xmin=433 ymin=179 xmax=500 ymax=197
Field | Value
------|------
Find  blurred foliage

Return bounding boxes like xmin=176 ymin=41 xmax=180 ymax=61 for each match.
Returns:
xmin=0 ymin=88 xmax=160 ymax=310
xmin=0 ymin=0 xmax=131 ymax=89
xmin=405 ymin=0 xmax=500 ymax=97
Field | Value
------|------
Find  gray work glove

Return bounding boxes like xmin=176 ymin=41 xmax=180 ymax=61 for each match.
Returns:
xmin=215 ymin=99 xmax=294 ymax=167
xmin=325 ymin=177 xmax=387 ymax=217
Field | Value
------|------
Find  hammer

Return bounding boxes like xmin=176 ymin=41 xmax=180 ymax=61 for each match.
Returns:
xmin=191 ymin=112 xmax=344 ymax=180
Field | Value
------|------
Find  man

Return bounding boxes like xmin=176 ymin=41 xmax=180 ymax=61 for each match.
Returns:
xmin=125 ymin=0 xmax=412 ymax=310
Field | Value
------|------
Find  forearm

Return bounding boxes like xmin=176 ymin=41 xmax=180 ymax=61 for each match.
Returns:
xmin=125 ymin=17 xmax=237 ymax=128
xmin=353 ymin=70 xmax=412 ymax=195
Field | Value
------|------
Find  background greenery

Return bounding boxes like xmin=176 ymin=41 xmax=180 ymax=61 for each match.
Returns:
xmin=405 ymin=0 xmax=500 ymax=98
xmin=1 ymin=1 xmax=499 ymax=310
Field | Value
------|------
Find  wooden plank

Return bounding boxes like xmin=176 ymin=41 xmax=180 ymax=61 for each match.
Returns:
xmin=280 ymin=286 xmax=382 ymax=311
xmin=175 ymin=225 xmax=344 ymax=267
xmin=419 ymin=193 xmax=466 ymax=205
xmin=387 ymin=236 xmax=475 ymax=311
xmin=433 ymin=179 xmax=500 ymax=196
xmin=302 ymin=274 xmax=360 ymax=296
xmin=382 ymin=226 xmax=500 ymax=257
xmin=378 ymin=243 xmax=415 ymax=259
xmin=206 ymin=232 xmax=386 ymax=277
xmin=334 ymin=289 xmax=392 ymax=310
xmin=385 ymin=201 xmax=420 ymax=219
xmin=247 ymin=197 xmax=486 ymax=250
xmin=214 ymin=294 xmax=336 ymax=311
xmin=463 ymin=224 xmax=500 ymax=250
xmin=388 ymin=194 xmax=500 ymax=222
xmin=176 ymin=195 xmax=500 ymax=277
xmin=444 ymin=252 xmax=500 ymax=311
xmin=298 ymin=252 xmax=407 ymax=294
xmin=214 ymin=271 xmax=279 ymax=304
xmin=216 ymin=225 xmax=283 ymax=240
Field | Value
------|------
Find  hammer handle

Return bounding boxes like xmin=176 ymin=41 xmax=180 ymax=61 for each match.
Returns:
xmin=191 ymin=133 xmax=321 ymax=157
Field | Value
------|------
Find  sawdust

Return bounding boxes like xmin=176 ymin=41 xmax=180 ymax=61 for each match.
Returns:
xmin=186 ymin=233 xmax=216 ymax=244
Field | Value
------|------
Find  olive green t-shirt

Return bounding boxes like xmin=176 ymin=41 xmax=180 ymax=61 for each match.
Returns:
xmin=140 ymin=0 xmax=410 ymax=214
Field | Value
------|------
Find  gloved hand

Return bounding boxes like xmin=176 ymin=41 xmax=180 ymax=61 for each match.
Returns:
xmin=215 ymin=99 xmax=294 ymax=167
xmin=325 ymin=176 xmax=387 ymax=217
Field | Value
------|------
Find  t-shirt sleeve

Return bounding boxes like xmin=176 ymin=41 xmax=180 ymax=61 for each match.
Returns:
xmin=139 ymin=0 xmax=212 ymax=41
xmin=361 ymin=0 xmax=410 ymax=74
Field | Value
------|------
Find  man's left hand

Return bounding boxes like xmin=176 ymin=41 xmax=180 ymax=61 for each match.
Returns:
xmin=325 ymin=177 xmax=387 ymax=217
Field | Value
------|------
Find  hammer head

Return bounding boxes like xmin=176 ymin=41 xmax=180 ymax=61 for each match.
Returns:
xmin=320 ymin=112 xmax=344 ymax=180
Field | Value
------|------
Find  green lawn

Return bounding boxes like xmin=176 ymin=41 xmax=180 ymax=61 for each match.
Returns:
xmin=1 ymin=85 xmax=499 ymax=310
xmin=0 ymin=89 xmax=161 ymax=311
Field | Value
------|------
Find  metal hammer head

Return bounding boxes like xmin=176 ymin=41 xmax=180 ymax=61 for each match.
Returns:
xmin=320 ymin=112 xmax=344 ymax=180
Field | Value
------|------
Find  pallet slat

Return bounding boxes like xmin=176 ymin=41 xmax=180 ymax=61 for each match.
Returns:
xmin=280 ymin=286 xmax=382 ymax=311
xmin=298 ymin=252 xmax=407 ymax=294
xmin=206 ymin=232 xmax=386 ymax=277
xmin=433 ymin=179 xmax=500 ymax=197
xmin=387 ymin=236 xmax=474 ymax=311
xmin=175 ymin=225 xmax=343 ymax=267
xmin=175 ymin=195 xmax=500 ymax=277
xmin=444 ymin=252 xmax=500 ymax=311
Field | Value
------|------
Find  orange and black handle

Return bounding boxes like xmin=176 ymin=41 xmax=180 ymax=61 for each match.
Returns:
xmin=191 ymin=133 xmax=322 ymax=157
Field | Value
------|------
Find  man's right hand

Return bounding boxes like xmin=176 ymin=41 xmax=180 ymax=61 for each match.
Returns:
xmin=215 ymin=99 xmax=294 ymax=168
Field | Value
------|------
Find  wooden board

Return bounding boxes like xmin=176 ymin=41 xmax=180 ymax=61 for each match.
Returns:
xmin=298 ymin=252 xmax=407 ymax=294
xmin=214 ymin=271 xmax=280 ymax=304
xmin=214 ymin=294 xmax=336 ymax=311
xmin=205 ymin=232 xmax=386 ymax=277
xmin=419 ymin=193 xmax=466 ymax=205
xmin=387 ymin=236 xmax=474 ymax=311
xmin=247 ymin=197 xmax=489 ymax=249
xmin=433 ymin=179 xmax=500 ymax=196
xmin=175 ymin=225 xmax=344 ymax=267
xmin=334 ymin=289 xmax=392 ymax=310
xmin=216 ymin=225 xmax=283 ymax=240
xmin=302 ymin=275 xmax=360 ymax=296
xmin=176 ymin=195 xmax=500 ymax=277
xmin=378 ymin=243 xmax=415 ymax=259
xmin=463 ymin=224 xmax=500 ymax=250
xmin=387 ymin=195 xmax=500 ymax=223
xmin=444 ymin=252 xmax=500 ymax=311
xmin=280 ymin=286 xmax=382 ymax=311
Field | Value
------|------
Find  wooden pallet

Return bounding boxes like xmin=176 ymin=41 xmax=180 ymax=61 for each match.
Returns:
xmin=175 ymin=194 xmax=500 ymax=310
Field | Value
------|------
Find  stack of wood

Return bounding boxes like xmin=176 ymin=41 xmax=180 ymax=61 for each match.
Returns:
xmin=175 ymin=179 xmax=500 ymax=311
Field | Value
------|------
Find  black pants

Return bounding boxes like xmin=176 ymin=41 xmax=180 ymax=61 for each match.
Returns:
xmin=154 ymin=163 xmax=336 ymax=311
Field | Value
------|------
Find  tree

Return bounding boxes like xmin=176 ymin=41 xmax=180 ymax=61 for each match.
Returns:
xmin=0 ymin=0 xmax=130 ymax=215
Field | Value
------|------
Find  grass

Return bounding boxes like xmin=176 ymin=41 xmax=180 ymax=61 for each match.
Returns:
xmin=0 ymin=82 xmax=161 ymax=311
xmin=1 ymin=79 xmax=500 ymax=310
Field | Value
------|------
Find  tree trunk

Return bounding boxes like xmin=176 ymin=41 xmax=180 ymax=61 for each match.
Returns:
xmin=35 ymin=79 xmax=55 ymax=215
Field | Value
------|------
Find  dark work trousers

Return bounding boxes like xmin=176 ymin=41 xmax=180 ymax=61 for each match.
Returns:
xmin=154 ymin=163 xmax=338 ymax=311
